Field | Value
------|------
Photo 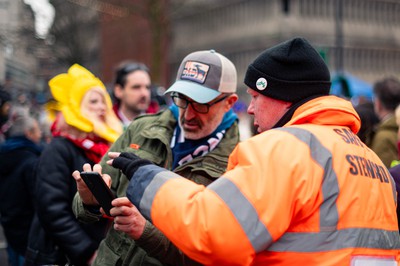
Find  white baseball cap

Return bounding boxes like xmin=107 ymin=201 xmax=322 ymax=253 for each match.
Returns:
xmin=165 ymin=50 xmax=237 ymax=104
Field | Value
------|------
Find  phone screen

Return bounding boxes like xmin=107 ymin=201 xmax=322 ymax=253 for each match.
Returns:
xmin=80 ymin=171 xmax=116 ymax=216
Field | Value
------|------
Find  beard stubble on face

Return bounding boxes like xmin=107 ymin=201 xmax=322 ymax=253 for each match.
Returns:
xmin=137 ymin=95 xmax=150 ymax=105
xmin=181 ymin=117 xmax=202 ymax=132
xmin=128 ymin=96 xmax=150 ymax=112
xmin=180 ymin=116 xmax=207 ymax=140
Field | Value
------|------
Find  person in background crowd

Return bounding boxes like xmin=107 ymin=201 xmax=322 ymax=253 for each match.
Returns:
xmin=354 ymin=100 xmax=379 ymax=146
xmin=25 ymin=64 xmax=123 ymax=266
xmin=14 ymin=92 xmax=30 ymax=114
xmin=107 ymin=37 xmax=399 ymax=265
xmin=370 ymin=77 xmax=400 ymax=167
xmin=72 ymin=50 xmax=240 ymax=265
xmin=0 ymin=107 xmax=43 ymax=266
xmin=0 ymin=88 xmax=12 ymax=143
xmin=388 ymin=103 xmax=400 ymax=232
xmin=112 ymin=61 xmax=157 ymax=128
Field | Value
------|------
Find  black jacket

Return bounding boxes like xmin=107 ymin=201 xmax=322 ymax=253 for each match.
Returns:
xmin=388 ymin=164 xmax=400 ymax=231
xmin=0 ymin=136 xmax=42 ymax=255
xmin=25 ymin=137 xmax=109 ymax=266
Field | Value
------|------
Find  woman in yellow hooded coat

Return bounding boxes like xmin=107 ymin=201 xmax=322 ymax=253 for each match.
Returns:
xmin=25 ymin=64 xmax=122 ymax=266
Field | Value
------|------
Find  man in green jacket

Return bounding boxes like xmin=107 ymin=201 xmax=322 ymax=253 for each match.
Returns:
xmin=370 ymin=77 xmax=400 ymax=167
xmin=72 ymin=49 xmax=240 ymax=265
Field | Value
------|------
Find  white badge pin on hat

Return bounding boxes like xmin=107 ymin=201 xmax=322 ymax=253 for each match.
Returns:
xmin=256 ymin=77 xmax=267 ymax=91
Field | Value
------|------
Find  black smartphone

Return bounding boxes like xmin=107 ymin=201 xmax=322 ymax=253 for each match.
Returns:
xmin=80 ymin=171 xmax=116 ymax=217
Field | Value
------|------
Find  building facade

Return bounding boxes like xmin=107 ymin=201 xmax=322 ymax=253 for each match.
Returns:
xmin=99 ymin=0 xmax=170 ymax=89
xmin=0 ymin=0 xmax=38 ymax=95
xmin=169 ymin=0 xmax=400 ymax=100
xmin=2 ymin=0 xmax=400 ymax=104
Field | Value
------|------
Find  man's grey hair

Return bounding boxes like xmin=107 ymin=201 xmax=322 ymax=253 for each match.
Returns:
xmin=7 ymin=107 xmax=37 ymax=137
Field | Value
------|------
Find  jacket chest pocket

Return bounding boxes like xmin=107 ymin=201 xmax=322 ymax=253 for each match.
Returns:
xmin=124 ymin=146 xmax=165 ymax=166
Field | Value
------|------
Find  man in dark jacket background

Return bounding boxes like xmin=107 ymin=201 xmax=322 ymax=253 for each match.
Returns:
xmin=0 ymin=89 xmax=12 ymax=143
xmin=0 ymin=107 xmax=43 ymax=266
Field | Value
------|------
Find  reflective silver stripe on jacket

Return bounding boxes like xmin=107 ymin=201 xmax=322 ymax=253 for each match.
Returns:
xmin=134 ymin=165 xmax=181 ymax=220
xmin=271 ymin=128 xmax=400 ymax=251
xmin=209 ymin=127 xmax=400 ymax=252
xmin=279 ymin=127 xmax=339 ymax=230
xmin=208 ymin=178 xmax=273 ymax=252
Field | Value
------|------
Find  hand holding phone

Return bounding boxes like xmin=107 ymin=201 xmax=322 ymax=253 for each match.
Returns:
xmin=80 ymin=171 xmax=116 ymax=217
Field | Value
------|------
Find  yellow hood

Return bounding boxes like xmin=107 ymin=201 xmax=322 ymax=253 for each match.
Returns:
xmin=49 ymin=64 xmax=121 ymax=142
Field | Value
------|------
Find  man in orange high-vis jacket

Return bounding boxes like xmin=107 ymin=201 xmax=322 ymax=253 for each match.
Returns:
xmin=107 ymin=37 xmax=399 ymax=265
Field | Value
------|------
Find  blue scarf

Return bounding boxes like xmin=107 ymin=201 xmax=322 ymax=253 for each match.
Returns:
xmin=0 ymin=136 xmax=43 ymax=154
xmin=169 ymin=105 xmax=237 ymax=169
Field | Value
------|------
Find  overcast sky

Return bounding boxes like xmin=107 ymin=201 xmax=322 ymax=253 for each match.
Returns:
xmin=24 ymin=0 xmax=55 ymax=39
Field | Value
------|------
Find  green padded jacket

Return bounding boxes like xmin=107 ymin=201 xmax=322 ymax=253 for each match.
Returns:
xmin=370 ymin=114 xmax=398 ymax=168
xmin=73 ymin=108 xmax=240 ymax=266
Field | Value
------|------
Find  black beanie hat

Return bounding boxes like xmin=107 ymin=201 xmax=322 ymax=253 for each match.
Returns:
xmin=244 ymin=37 xmax=331 ymax=103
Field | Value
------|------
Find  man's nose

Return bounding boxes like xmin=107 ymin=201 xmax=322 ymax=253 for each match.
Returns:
xmin=247 ymin=103 xmax=254 ymax=115
xmin=184 ymin=103 xmax=197 ymax=119
xmin=140 ymin=86 xmax=150 ymax=95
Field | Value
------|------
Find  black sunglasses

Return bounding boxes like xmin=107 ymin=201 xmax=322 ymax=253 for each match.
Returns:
xmin=171 ymin=93 xmax=229 ymax=114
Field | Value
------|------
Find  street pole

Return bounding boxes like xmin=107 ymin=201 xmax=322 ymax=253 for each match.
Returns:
xmin=335 ymin=0 xmax=344 ymax=74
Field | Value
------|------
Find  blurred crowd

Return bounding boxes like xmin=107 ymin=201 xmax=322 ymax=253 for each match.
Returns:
xmin=0 ymin=61 xmax=167 ymax=266
xmin=0 ymin=59 xmax=248 ymax=265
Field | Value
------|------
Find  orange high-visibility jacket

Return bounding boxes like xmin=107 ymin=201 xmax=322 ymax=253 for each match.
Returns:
xmin=126 ymin=95 xmax=400 ymax=265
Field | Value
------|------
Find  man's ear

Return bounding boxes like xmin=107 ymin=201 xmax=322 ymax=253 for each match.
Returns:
xmin=224 ymin=93 xmax=239 ymax=111
xmin=373 ymin=97 xmax=382 ymax=115
xmin=25 ymin=129 xmax=33 ymax=141
xmin=114 ymin=85 xmax=123 ymax=100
